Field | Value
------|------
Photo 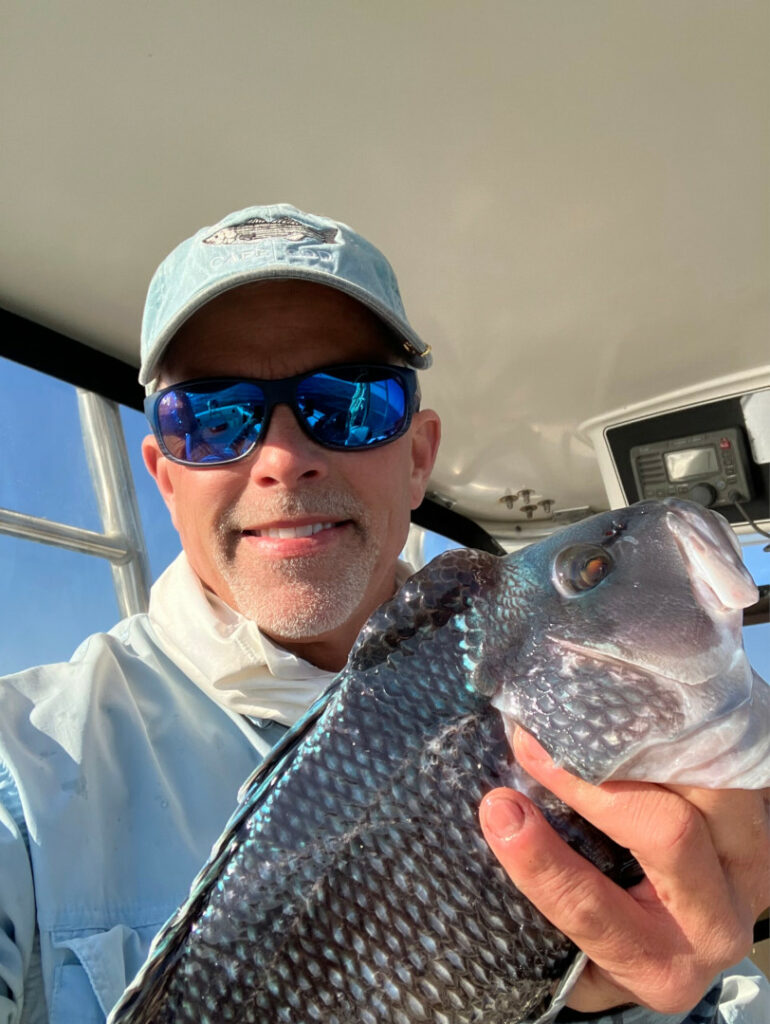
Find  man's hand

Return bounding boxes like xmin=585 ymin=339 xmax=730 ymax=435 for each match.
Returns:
xmin=479 ymin=727 xmax=770 ymax=1014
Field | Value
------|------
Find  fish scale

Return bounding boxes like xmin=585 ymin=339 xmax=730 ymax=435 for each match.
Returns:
xmin=108 ymin=500 xmax=769 ymax=1024
xmin=137 ymin=642 xmax=584 ymax=1022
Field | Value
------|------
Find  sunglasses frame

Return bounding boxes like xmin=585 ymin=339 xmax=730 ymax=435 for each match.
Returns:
xmin=144 ymin=363 xmax=420 ymax=467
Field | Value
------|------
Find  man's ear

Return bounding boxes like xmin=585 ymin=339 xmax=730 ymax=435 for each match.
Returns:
xmin=409 ymin=409 xmax=441 ymax=509
xmin=141 ymin=434 xmax=180 ymax=530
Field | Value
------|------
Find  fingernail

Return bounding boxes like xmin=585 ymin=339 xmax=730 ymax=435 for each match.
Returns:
xmin=484 ymin=794 xmax=525 ymax=840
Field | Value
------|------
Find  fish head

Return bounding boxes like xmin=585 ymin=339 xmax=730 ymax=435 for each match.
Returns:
xmin=489 ymin=498 xmax=768 ymax=786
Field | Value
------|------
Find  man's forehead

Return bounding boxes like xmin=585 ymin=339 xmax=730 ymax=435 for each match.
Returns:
xmin=182 ymin=279 xmax=391 ymax=322
xmin=159 ymin=279 xmax=404 ymax=382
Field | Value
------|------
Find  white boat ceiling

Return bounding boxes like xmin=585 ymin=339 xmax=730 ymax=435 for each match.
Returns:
xmin=2 ymin=2 xmax=768 ymax=530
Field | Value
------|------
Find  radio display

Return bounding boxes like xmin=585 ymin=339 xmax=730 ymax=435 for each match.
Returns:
xmin=664 ymin=446 xmax=719 ymax=482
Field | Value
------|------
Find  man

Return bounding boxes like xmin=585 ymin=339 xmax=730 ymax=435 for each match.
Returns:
xmin=0 ymin=203 xmax=767 ymax=1023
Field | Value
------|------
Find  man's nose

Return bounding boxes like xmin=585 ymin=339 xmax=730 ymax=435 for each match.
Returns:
xmin=248 ymin=404 xmax=329 ymax=488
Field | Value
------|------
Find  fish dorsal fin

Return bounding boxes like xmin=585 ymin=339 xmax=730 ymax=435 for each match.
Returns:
xmin=350 ymin=548 xmax=501 ymax=672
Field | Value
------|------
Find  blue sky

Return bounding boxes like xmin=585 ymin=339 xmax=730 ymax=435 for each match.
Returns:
xmin=0 ymin=354 xmax=767 ymax=681
xmin=0 ymin=357 xmax=181 ymax=674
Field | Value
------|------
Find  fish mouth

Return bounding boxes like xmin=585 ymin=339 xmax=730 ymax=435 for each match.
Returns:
xmin=663 ymin=499 xmax=758 ymax=613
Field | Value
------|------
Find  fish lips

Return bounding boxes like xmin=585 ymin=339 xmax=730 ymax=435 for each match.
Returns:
xmin=663 ymin=498 xmax=758 ymax=613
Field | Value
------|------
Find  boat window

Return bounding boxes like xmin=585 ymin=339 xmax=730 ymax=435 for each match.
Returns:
xmin=0 ymin=356 xmax=180 ymax=676
xmin=0 ymin=358 xmax=104 ymax=530
xmin=402 ymin=523 xmax=461 ymax=571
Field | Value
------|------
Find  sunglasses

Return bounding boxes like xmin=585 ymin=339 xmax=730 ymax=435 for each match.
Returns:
xmin=144 ymin=363 xmax=419 ymax=466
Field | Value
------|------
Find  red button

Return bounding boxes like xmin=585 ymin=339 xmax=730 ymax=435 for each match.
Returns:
xmin=719 ymin=437 xmax=732 ymax=449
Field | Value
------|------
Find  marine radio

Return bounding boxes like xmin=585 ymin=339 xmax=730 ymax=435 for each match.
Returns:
xmin=629 ymin=427 xmax=753 ymax=509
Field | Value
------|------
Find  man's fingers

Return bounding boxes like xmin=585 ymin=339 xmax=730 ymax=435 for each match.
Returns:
xmin=666 ymin=784 xmax=770 ymax=919
xmin=482 ymin=728 xmax=765 ymax=1013
xmin=478 ymin=788 xmax=640 ymax=948
xmin=478 ymin=781 xmax=744 ymax=1012
xmin=513 ymin=729 xmax=766 ymax=928
xmin=511 ymin=729 xmax=753 ymax=942
xmin=478 ymin=788 xmax=646 ymax=1010
xmin=514 ymin=730 xmax=722 ymax=877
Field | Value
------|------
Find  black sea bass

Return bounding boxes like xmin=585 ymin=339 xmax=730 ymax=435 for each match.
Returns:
xmin=108 ymin=499 xmax=769 ymax=1024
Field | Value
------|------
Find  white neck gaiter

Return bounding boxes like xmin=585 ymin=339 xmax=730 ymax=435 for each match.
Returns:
xmin=147 ymin=551 xmax=413 ymax=726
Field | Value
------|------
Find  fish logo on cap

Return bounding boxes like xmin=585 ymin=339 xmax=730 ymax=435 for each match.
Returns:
xmin=203 ymin=216 xmax=339 ymax=246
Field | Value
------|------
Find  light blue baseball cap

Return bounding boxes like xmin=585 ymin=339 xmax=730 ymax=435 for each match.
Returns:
xmin=140 ymin=203 xmax=432 ymax=389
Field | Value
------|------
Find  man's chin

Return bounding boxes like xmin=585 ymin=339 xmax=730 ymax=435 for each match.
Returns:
xmin=218 ymin=537 xmax=383 ymax=643
xmin=227 ymin=576 xmax=369 ymax=641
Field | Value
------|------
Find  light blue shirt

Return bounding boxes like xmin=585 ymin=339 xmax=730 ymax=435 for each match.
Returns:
xmin=0 ymin=601 xmax=767 ymax=1022
xmin=0 ymin=612 xmax=287 ymax=1023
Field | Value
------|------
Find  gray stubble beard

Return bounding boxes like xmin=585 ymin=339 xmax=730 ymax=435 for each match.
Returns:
xmin=213 ymin=491 xmax=382 ymax=640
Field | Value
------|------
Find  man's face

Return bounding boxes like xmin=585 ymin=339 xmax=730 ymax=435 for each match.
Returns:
xmin=143 ymin=280 xmax=440 ymax=668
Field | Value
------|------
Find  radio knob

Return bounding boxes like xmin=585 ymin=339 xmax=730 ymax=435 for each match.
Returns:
xmin=688 ymin=483 xmax=718 ymax=507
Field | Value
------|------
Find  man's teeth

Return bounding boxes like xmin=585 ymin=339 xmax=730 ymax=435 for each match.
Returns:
xmin=259 ymin=522 xmax=336 ymax=539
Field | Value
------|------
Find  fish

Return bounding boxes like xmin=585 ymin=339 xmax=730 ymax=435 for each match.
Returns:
xmin=107 ymin=498 xmax=769 ymax=1024
xmin=203 ymin=217 xmax=338 ymax=246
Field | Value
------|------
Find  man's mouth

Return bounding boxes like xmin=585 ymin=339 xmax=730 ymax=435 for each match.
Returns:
xmin=241 ymin=521 xmax=346 ymax=539
xmin=251 ymin=522 xmax=337 ymax=539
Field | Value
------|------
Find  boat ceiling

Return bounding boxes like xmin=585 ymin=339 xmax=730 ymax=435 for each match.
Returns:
xmin=2 ymin=1 xmax=768 ymax=529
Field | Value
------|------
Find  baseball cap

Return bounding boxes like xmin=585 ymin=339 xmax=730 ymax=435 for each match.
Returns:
xmin=140 ymin=203 xmax=432 ymax=389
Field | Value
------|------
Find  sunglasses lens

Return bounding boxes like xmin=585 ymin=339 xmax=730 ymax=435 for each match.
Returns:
xmin=155 ymin=382 xmax=265 ymax=464
xmin=148 ymin=366 xmax=414 ymax=464
xmin=297 ymin=368 xmax=409 ymax=448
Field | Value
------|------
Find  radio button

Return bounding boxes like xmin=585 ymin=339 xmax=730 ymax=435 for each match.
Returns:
xmin=688 ymin=483 xmax=718 ymax=507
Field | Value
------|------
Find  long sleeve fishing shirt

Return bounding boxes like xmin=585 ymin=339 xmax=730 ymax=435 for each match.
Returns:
xmin=0 ymin=553 xmax=767 ymax=1024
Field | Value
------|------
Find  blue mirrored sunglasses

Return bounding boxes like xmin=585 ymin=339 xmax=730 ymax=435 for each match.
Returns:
xmin=144 ymin=363 xmax=419 ymax=466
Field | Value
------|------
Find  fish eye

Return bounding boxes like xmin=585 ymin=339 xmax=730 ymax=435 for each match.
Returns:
xmin=552 ymin=544 xmax=613 ymax=597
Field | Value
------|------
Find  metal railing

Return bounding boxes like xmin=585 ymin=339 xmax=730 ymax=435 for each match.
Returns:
xmin=0 ymin=389 xmax=151 ymax=618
